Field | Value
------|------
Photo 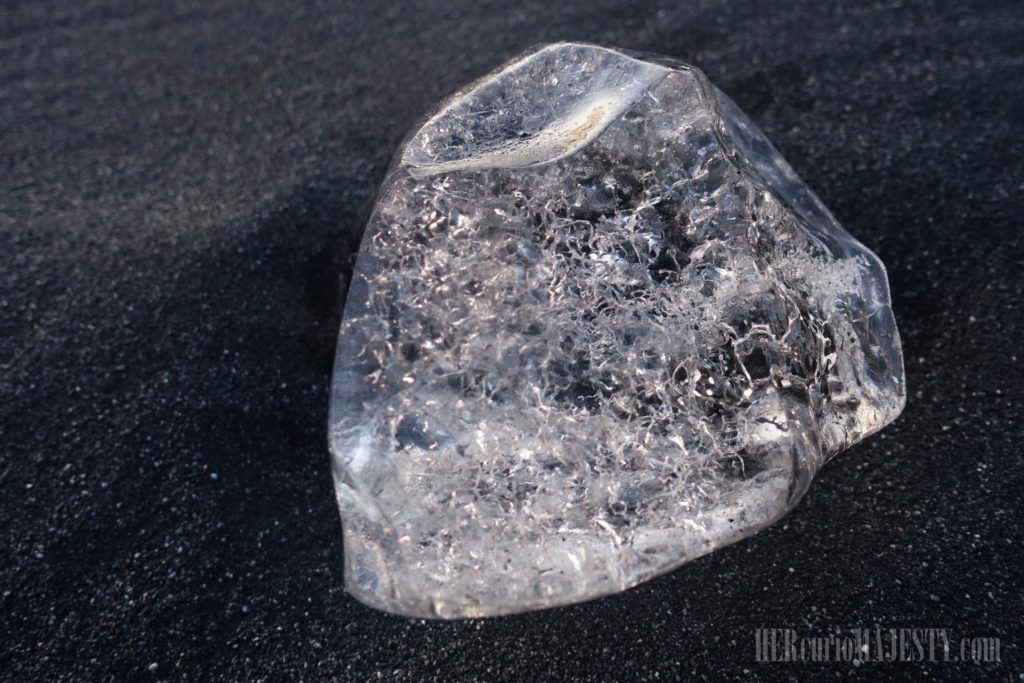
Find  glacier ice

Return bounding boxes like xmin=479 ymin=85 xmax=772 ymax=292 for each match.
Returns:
xmin=328 ymin=43 xmax=905 ymax=618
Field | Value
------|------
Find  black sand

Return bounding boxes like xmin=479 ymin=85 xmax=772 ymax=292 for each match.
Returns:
xmin=2 ymin=1 xmax=1022 ymax=680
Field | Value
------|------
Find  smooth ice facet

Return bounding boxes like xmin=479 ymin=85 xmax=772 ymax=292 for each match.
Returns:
xmin=329 ymin=43 xmax=905 ymax=618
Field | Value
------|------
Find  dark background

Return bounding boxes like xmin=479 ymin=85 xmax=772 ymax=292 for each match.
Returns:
xmin=2 ymin=0 xmax=1022 ymax=680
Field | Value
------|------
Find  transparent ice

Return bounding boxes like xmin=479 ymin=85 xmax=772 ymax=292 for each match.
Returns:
xmin=329 ymin=43 xmax=905 ymax=618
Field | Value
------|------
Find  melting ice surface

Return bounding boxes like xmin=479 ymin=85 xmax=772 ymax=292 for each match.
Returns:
xmin=329 ymin=43 xmax=905 ymax=618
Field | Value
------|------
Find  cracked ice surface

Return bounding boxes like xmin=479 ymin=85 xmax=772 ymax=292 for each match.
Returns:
xmin=329 ymin=43 xmax=905 ymax=618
